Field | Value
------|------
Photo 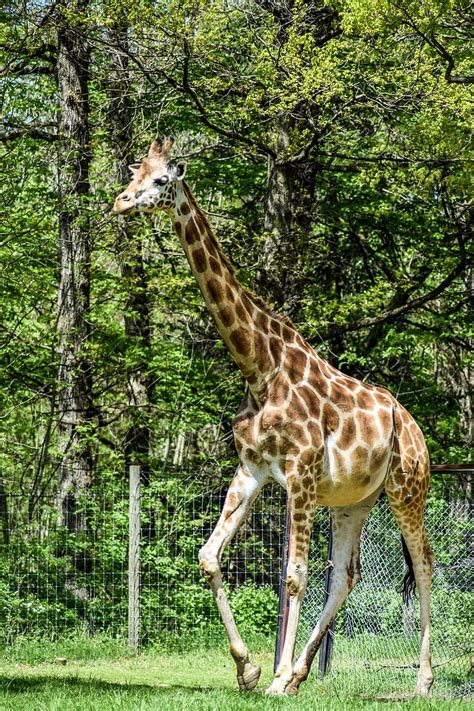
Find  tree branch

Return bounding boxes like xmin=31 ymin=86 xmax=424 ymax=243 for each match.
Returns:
xmin=428 ymin=32 xmax=474 ymax=85
xmin=325 ymin=249 xmax=468 ymax=338
xmin=2 ymin=61 xmax=53 ymax=77
xmin=1 ymin=124 xmax=58 ymax=143
xmin=392 ymin=2 xmax=474 ymax=85
xmin=179 ymin=41 xmax=276 ymax=158
xmin=317 ymin=151 xmax=471 ymax=166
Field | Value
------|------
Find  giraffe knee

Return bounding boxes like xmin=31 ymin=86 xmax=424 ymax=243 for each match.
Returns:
xmin=198 ymin=545 xmax=220 ymax=581
xmin=286 ymin=561 xmax=308 ymax=597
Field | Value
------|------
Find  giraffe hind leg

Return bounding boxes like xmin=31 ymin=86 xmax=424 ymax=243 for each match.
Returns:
xmin=386 ymin=462 xmax=434 ymax=697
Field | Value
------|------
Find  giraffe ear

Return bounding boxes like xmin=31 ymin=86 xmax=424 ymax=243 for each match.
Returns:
xmin=175 ymin=161 xmax=187 ymax=180
xmin=162 ymin=137 xmax=174 ymax=155
xmin=148 ymin=138 xmax=163 ymax=158
xmin=128 ymin=163 xmax=141 ymax=174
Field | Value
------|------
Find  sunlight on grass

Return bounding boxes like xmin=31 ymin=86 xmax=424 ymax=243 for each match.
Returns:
xmin=0 ymin=640 xmax=471 ymax=710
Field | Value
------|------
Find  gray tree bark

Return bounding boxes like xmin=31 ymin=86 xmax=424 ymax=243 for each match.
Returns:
xmin=262 ymin=121 xmax=318 ymax=316
xmin=258 ymin=3 xmax=339 ymax=317
xmin=107 ymin=21 xmax=152 ymax=487
xmin=55 ymin=0 xmax=94 ymax=529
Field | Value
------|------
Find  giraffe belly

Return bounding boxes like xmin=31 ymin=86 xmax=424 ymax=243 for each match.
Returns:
xmin=316 ymin=445 xmax=390 ymax=506
xmin=315 ymin=475 xmax=385 ymax=507
xmin=264 ymin=453 xmax=388 ymax=508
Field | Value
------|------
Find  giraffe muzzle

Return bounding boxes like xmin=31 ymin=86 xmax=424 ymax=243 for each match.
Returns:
xmin=112 ymin=192 xmax=137 ymax=215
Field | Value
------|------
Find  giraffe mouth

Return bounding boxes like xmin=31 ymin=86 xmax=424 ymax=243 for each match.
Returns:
xmin=113 ymin=205 xmax=136 ymax=216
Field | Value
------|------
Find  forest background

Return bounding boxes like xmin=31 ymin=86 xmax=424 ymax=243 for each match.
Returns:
xmin=0 ymin=0 xmax=472 ymax=641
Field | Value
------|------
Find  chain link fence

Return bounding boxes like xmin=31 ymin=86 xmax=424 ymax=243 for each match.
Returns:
xmin=300 ymin=491 xmax=473 ymax=699
xmin=0 ymin=471 xmax=471 ymax=698
xmin=0 ymin=476 xmax=285 ymax=653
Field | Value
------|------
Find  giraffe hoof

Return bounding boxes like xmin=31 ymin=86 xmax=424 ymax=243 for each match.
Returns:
xmin=237 ymin=663 xmax=261 ymax=692
xmin=264 ymin=686 xmax=286 ymax=696
xmin=265 ymin=676 xmax=295 ymax=696
xmin=415 ymin=678 xmax=433 ymax=698
xmin=284 ymin=679 xmax=300 ymax=695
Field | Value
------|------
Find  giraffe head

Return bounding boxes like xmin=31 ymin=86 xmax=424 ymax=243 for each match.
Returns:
xmin=113 ymin=137 xmax=187 ymax=215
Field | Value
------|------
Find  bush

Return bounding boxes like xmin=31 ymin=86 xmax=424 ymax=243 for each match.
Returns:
xmin=230 ymin=582 xmax=279 ymax=638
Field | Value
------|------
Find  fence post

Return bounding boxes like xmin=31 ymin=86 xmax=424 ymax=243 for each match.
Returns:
xmin=128 ymin=464 xmax=141 ymax=653
xmin=0 ymin=475 xmax=9 ymax=545
xmin=274 ymin=499 xmax=291 ymax=672
xmin=318 ymin=516 xmax=335 ymax=678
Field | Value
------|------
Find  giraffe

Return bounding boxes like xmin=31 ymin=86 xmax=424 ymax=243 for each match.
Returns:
xmin=113 ymin=137 xmax=434 ymax=697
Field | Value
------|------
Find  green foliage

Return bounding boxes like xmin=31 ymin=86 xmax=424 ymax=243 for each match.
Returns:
xmin=230 ymin=583 xmax=279 ymax=638
xmin=0 ymin=0 xmax=471 ymax=667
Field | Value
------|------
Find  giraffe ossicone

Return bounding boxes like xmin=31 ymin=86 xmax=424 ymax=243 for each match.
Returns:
xmin=114 ymin=137 xmax=434 ymax=697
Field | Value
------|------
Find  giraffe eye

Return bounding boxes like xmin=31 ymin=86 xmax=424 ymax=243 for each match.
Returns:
xmin=154 ymin=176 xmax=169 ymax=186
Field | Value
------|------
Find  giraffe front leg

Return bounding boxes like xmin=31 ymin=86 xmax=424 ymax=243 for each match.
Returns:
xmin=266 ymin=468 xmax=316 ymax=696
xmin=286 ymin=489 xmax=382 ymax=694
xmin=198 ymin=464 xmax=267 ymax=692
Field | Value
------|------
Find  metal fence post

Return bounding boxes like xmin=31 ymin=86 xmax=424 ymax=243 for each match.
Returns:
xmin=274 ymin=499 xmax=291 ymax=672
xmin=128 ymin=464 xmax=141 ymax=653
xmin=318 ymin=516 xmax=335 ymax=678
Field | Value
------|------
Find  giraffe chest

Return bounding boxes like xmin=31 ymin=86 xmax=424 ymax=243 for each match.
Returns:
xmin=233 ymin=404 xmax=324 ymax=484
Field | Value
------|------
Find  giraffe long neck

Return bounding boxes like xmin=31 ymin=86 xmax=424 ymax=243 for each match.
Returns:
xmin=169 ymin=182 xmax=294 ymax=399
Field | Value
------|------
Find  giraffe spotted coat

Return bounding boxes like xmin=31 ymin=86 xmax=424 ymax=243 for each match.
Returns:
xmin=113 ymin=137 xmax=434 ymax=698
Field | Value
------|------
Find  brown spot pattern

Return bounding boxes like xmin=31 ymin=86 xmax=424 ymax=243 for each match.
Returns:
xmin=322 ymin=402 xmax=339 ymax=432
xmin=230 ymin=328 xmax=251 ymax=357
xmin=193 ymin=248 xmax=207 ymax=273
xmin=218 ymin=305 xmax=235 ymax=328
xmin=285 ymin=350 xmax=307 ymax=382
xmin=338 ymin=417 xmax=356 ymax=450
xmin=209 ymin=256 xmax=222 ymax=275
xmin=207 ymin=277 xmax=224 ymax=303
xmin=185 ymin=223 xmax=197 ymax=245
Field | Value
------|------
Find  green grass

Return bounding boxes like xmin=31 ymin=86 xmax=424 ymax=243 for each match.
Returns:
xmin=0 ymin=641 xmax=471 ymax=711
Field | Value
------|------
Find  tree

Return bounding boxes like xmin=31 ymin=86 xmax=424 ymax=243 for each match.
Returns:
xmin=106 ymin=15 xmax=153 ymax=483
xmin=55 ymin=0 xmax=94 ymax=529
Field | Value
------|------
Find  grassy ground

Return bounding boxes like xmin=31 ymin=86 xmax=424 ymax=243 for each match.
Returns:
xmin=0 ymin=639 xmax=470 ymax=711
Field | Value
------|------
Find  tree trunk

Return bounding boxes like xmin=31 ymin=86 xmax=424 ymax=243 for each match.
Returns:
xmin=261 ymin=122 xmax=318 ymax=317
xmin=258 ymin=4 xmax=339 ymax=317
xmin=56 ymin=0 xmax=94 ymax=530
xmin=107 ymin=22 xmax=153 ymax=489
xmin=0 ymin=476 xmax=9 ymax=545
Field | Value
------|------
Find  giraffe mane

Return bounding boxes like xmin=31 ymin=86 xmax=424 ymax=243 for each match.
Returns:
xmin=245 ymin=291 xmax=296 ymax=329
xmin=182 ymin=183 xmax=296 ymax=331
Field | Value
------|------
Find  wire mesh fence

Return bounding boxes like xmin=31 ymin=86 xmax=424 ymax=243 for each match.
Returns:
xmin=0 ymin=476 xmax=285 ymax=653
xmin=0 ymin=471 xmax=471 ymax=698
xmin=300 ymin=492 xmax=473 ymax=698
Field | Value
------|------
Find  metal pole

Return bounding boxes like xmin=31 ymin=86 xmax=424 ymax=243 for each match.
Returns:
xmin=318 ymin=515 xmax=335 ymax=678
xmin=274 ymin=498 xmax=291 ymax=672
xmin=0 ymin=475 xmax=9 ymax=545
xmin=128 ymin=464 xmax=141 ymax=653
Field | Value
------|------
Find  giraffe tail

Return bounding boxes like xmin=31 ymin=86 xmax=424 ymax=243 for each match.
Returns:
xmin=401 ymin=535 xmax=416 ymax=604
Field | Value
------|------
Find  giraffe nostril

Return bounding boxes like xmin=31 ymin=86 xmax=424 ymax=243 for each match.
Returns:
xmin=121 ymin=194 xmax=131 ymax=201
